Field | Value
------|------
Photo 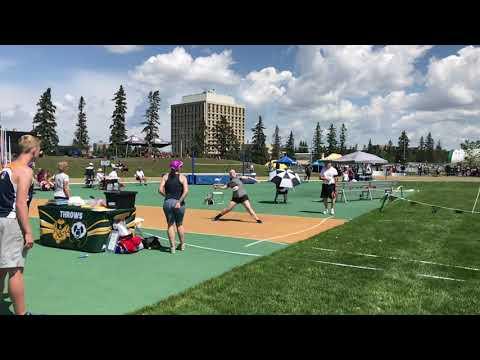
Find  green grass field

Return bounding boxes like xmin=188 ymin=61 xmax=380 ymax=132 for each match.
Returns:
xmin=134 ymin=181 xmax=480 ymax=314
xmin=35 ymin=156 xmax=270 ymax=178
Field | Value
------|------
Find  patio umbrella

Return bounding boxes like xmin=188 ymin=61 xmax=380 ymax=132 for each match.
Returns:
xmin=336 ymin=151 xmax=388 ymax=164
xmin=269 ymin=169 xmax=301 ymax=188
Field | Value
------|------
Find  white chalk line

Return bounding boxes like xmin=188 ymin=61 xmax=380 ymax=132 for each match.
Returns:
xmin=312 ymin=258 xmax=467 ymax=282
xmin=312 ymin=260 xmax=383 ymax=271
xmin=244 ymin=216 xmax=334 ymax=247
xmin=472 ymin=185 xmax=480 ymax=213
xmin=417 ymin=274 xmax=465 ymax=282
xmin=142 ymin=231 xmax=262 ymax=257
xmin=312 ymin=247 xmax=480 ymax=272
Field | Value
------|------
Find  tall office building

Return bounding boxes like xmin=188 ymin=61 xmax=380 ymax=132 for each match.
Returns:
xmin=171 ymin=90 xmax=245 ymax=156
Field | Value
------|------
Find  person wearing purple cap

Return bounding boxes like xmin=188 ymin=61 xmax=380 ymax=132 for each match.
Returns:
xmin=159 ymin=160 xmax=189 ymax=254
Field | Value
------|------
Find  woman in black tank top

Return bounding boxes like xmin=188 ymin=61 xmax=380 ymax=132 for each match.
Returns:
xmin=159 ymin=160 xmax=189 ymax=254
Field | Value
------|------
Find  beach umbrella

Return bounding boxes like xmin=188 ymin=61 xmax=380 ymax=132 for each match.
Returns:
xmin=269 ymin=169 xmax=301 ymax=188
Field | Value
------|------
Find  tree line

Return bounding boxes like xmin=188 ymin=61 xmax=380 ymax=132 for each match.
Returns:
xmin=31 ymin=86 xmax=162 ymax=156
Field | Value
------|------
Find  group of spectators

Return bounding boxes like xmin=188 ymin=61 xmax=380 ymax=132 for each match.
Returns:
xmin=445 ymin=164 xmax=480 ymax=177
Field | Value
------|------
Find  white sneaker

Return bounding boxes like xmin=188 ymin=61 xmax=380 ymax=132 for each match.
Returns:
xmin=330 ymin=208 xmax=335 ymax=215
xmin=323 ymin=209 xmax=328 ymax=215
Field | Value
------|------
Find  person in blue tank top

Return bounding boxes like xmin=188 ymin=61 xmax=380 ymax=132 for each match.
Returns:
xmin=0 ymin=135 xmax=41 ymax=315
xmin=159 ymin=160 xmax=189 ymax=254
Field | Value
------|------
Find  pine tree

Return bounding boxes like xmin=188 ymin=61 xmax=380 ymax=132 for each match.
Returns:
xmin=284 ymin=131 xmax=295 ymax=158
xmin=73 ymin=96 xmax=89 ymax=151
xmin=339 ymin=123 xmax=347 ymax=154
xmin=250 ymin=116 xmax=269 ymax=164
xmin=271 ymin=125 xmax=282 ymax=160
xmin=419 ymin=136 xmax=425 ymax=151
xmin=397 ymin=130 xmax=410 ymax=163
xmin=297 ymin=140 xmax=308 ymax=153
xmin=367 ymin=139 xmax=373 ymax=153
xmin=109 ymin=85 xmax=128 ymax=152
xmin=32 ymin=88 xmax=58 ymax=154
xmin=326 ymin=123 xmax=337 ymax=154
xmin=213 ymin=116 xmax=239 ymax=160
xmin=141 ymin=90 xmax=161 ymax=154
xmin=435 ymin=140 xmax=442 ymax=151
xmin=312 ymin=122 xmax=323 ymax=160
xmin=425 ymin=132 xmax=434 ymax=162
xmin=192 ymin=120 xmax=206 ymax=157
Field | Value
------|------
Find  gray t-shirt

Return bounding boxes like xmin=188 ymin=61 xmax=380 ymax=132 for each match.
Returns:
xmin=227 ymin=177 xmax=247 ymax=198
xmin=54 ymin=173 xmax=69 ymax=198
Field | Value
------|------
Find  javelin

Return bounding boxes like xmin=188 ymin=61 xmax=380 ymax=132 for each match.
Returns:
xmin=472 ymin=185 xmax=480 ymax=214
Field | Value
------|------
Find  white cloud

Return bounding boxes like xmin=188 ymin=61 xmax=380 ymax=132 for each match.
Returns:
xmin=103 ymin=45 xmax=144 ymax=54
xmin=239 ymin=67 xmax=294 ymax=107
xmin=131 ymin=47 xmax=240 ymax=89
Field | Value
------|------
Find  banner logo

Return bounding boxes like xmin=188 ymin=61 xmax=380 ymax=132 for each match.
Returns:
xmin=71 ymin=222 xmax=87 ymax=239
xmin=53 ymin=219 xmax=70 ymax=243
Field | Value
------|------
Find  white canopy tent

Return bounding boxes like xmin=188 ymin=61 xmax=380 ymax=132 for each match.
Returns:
xmin=336 ymin=151 xmax=388 ymax=164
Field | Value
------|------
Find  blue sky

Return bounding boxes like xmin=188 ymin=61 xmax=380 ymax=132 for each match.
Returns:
xmin=1 ymin=45 xmax=479 ymax=150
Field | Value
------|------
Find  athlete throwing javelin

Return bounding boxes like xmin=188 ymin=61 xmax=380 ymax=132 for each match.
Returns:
xmin=213 ymin=169 xmax=262 ymax=223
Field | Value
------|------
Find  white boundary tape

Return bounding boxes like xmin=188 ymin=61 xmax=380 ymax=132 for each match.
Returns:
xmin=472 ymin=185 xmax=480 ymax=213
xmin=312 ymin=260 xmax=382 ymax=271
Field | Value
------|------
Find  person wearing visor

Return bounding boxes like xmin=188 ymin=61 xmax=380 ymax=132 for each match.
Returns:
xmin=159 ymin=160 xmax=189 ymax=254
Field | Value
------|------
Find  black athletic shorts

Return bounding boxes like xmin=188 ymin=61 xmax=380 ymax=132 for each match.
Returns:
xmin=232 ymin=195 xmax=249 ymax=204
xmin=321 ymin=184 xmax=336 ymax=199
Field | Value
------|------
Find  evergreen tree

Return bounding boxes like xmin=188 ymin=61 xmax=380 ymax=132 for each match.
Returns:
xmin=141 ymin=91 xmax=161 ymax=154
xmin=367 ymin=139 xmax=373 ymax=153
xmin=397 ymin=130 xmax=410 ymax=163
xmin=109 ymin=85 xmax=128 ymax=152
xmin=312 ymin=122 xmax=323 ymax=160
xmin=297 ymin=140 xmax=309 ymax=153
xmin=73 ymin=96 xmax=89 ymax=151
xmin=435 ymin=140 xmax=442 ymax=151
xmin=326 ymin=123 xmax=337 ymax=154
xmin=32 ymin=88 xmax=58 ymax=153
xmin=250 ymin=116 xmax=269 ymax=164
xmin=192 ymin=120 xmax=206 ymax=157
xmin=425 ymin=132 xmax=434 ymax=162
xmin=271 ymin=125 xmax=282 ymax=160
xmin=339 ymin=123 xmax=347 ymax=154
xmin=284 ymin=131 xmax=295 ymax=158
xmin=419 ymin=136 xmax=425 ymax=151
xmin=213 ymin=116 xmax=239 ymax=160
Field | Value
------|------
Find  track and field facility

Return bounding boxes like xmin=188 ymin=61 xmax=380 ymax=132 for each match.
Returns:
xmin=2 ymin=177 xmax=480 ymax=315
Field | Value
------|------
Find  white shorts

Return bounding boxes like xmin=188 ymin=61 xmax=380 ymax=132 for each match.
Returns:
xmin=0 ymin=218 xmax=27 ymax=269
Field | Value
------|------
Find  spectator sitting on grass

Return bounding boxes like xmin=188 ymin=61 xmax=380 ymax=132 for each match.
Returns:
xmin=135 ymin=168 xmax=147 ymax=186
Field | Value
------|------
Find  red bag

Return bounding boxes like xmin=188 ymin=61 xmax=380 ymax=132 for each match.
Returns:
xmin=117 ymin=234 xmax=143 ymax=253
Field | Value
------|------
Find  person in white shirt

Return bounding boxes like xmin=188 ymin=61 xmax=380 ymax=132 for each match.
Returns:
xmin=106 ymin=168 xmax=124 ymax=190
xmin=108 ymin=169 xmax=118 ymax=180
xmin=342 ymin=166 xmax=349 ymax=182
xmin=135 ymin=168 xmax=147 ymax=186
xmin=96 ymin=168 xmax=105 ymax=188
xmin=54 ymin=161 xmax=71 ymax=200
xmin=320 ymin=162 xmax=338 ymax=215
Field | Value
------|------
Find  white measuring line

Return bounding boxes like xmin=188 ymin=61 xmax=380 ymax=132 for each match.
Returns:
xmin=311 ymin=260 xmax=383 ymax=271
xmin=70 ymin=181 xmax=161 ymax=185
xmin=472 ymin=185 xmax=480 ymax=213
xmin=142 ymin=231 xmax=262 ymax=257
xmin=312 ymin=247 xmax=480 ymax=272
xmin=311 ymin=259 xmax=466 ymax=281
xmin=417 ymin=274 xmax=465 ymax=282
xmin=244 ymin=216 xmax=333 ymax=247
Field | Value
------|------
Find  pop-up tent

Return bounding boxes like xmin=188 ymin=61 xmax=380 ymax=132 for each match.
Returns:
xmin=336 ymin=151 xmax=388 ymax=164
xmin=323 ymin=153 xmax=343 ymax=161
xmin=277 ymin=155 xmax=297 ymax=165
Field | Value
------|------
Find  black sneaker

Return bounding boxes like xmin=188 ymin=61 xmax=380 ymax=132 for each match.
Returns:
xmin=213 ymin=215 xmax=221 ymax=221
xmin=256 ymin=219 xmax=263 ymax=224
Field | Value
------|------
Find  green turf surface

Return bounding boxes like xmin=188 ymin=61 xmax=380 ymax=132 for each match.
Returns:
xmin=35 ymin=156 xmax=270 ymax=178
xmin=134 ymin=181 xmax=480 ymax=314
xmin=0 ymin=220 xmax=283 ymax=315
xmin=34 ymin=181 xmax=388 ymax=220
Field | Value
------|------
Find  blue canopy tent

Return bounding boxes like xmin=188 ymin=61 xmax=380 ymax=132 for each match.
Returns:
xmin=277 ymin=155 xmax=296 ymax=165
xmin=311 ymin=160 xmax=324 ymax=172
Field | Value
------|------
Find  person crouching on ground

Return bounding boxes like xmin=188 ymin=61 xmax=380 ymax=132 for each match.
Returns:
xmin=0 ymin=135 xmax=41 ymax=315
xmin=53 ymin=161 xmax=71 ymax=200
xmin=135 ymin=168 xmax=147 ymax=186
xmin=213 ymin=169 xmax=262 ymax=223
xmin=159 ymin=160 xmax=189 ymax=254
xmin=320 ymin=162 xmax=338 ymax=215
